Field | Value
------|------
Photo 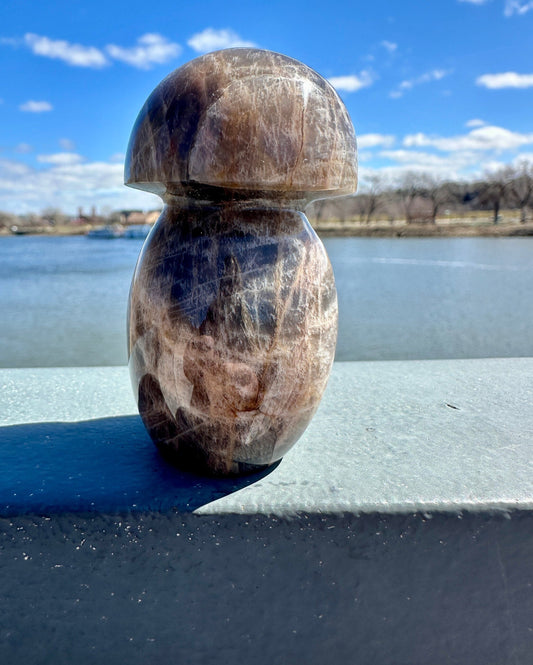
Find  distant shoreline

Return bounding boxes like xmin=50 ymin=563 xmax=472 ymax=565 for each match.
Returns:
xmin=2 ymin=218 xmax=533 ymax=239
xmin=315 ymin=220 xmax=533 ymax=238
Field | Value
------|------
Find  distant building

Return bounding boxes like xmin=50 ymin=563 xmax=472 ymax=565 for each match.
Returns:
xmin=117 ymin=209 xmax=162 ymax=225
xmin=146 ymin=210 xmax=162 ymax=225
xmin=71 ymin=206 xmax=104 ymax=226
xmin=119 ymin=210 xmax=144 ymax=225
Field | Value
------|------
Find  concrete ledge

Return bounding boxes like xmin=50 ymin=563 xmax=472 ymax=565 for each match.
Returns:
xmin=1 ymin=359 xmax=532 ymax=515
xmin=1 ymin=360 xmax=532 ymax=664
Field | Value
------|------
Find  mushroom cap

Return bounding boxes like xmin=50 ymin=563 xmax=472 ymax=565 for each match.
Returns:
xmin=125 ymin=48 xmax=357 ymax=202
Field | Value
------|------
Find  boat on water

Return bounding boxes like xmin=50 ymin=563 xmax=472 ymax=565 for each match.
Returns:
xmin=86 ymin=224 xmax=124 ymax=239
xmin=86 ymin=223 xmax=152 ymax=239
xmin=10 ymin=225 xmax=32 ymax=236
xmin=123 ymin=224 xmax=152 ymax=239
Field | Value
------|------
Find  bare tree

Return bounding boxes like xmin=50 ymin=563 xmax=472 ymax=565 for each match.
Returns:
xmin=328 ymin=197 xmax=349 ymax=224
xmin=0 ymin=211 xmax=17 ymax=229
xmin=297 ymin=164 xmax=532 ymax=227
xmin=477 ymin=168 xmax=511 ymax=224
xmin=396 ymin=171 xmax=423 ymax=224
xmin=416 ymin=175 xmax=457 ymax=224
xmin=19 ymin=213 xmax=41 ymax=228
xmin=306 ymin=198 xmax=329 ymax=225
xmin=107 ymin=210 xmax=124 ymax=224
xmin=352 ymin=174 xmax=386 ymax=224
xmin=506 ymin=160 xmax=533 ymax=223
xmin=41 ymin=207 xmax=67 ymax=226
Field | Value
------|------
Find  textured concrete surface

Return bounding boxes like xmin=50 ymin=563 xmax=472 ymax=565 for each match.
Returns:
xmin=0 ymin=510 xmax=532 ymax=665
xmin=1 ymin=359 xmax=532 ymax=515
xmin=1 ymin=360 xmax=532 ymax=664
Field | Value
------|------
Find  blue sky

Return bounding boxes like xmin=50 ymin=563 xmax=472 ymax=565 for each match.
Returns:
xmin=1 ymin=0 xmax=533 ymax=214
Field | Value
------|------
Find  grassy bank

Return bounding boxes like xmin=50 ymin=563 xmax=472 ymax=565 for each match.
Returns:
xmin=2 ymin=215 xmax=533 ymax=238
xmin=312 ymin=209 xmax=533 ymax=237
xmin=315 ymin=219 xmax=533 ymax=237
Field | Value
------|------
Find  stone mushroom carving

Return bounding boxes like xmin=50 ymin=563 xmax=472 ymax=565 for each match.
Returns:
xmin=125 ymin=48 xmax=357 ymax=476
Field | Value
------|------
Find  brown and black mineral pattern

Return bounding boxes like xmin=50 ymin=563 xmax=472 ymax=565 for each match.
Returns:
xmin=125 ymin=48 xmax=357 ymax=475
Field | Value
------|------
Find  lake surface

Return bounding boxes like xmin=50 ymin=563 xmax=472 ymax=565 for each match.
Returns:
xmin=1 ymin=234 xmax=532 ymax=367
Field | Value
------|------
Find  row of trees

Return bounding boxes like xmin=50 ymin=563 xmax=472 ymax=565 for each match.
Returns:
xmin=0 ymin=207 xmax=156 ymax=230
xmin=1 ymin=162 xmax=532 ymax=230
xmin=309 ymin=160 xmax=533 ymax=225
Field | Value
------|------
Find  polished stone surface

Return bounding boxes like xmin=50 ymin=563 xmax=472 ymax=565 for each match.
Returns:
xmin=128 ymin=205 xmax=337 ymax=474
xmin=125 ymin=49 xmax=357 ymax=474
xmin=125 ymin=48 xmax=357 ymax=200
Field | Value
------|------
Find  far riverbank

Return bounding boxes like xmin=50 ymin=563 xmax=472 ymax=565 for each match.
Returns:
xmin=2 ymin=215 xmax=533 ymax=239
xmin=315 ymin=219 xmax=533 ymax=237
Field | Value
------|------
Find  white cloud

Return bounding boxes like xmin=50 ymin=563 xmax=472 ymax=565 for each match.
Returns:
xmin=513 ymin=152 xmax=533 ymax=164
xmin=462 ymin=0 xmax=533 ymax=13
xmin=379 ymin=149 xmax=476 ymax=169
xmin=19 ymin=100 xmax=52 ymax=112
xmin=37 ymin=152 xmax=84 ymax=166
xmin=0 ymin=156 xmax=160 ymax=215
xmin=328 ymin=72 xmax=373 ymax=92
xmin=15 ymin=143 xmax=33 ymax=153
xmin=390 ymin=69 xmax=450 ymax=98
xmin=466 ymin=118 xmax=486 ymax=127
xmin=381 ymin=40 xmax=397 ymax=53
xmin=7 ymin=32 xmax=180 ymax=70
xmin=358 ymin=133 xmax=395 ymax=149
xmin=360 ymin=122 xmax=533 ymax=183
xmin=505 ymin=0 xmax=533 ymax=15
xmin=359 ymin=165 xmax=449 ymax=185
xmin=483 ymin=160 xmax=509 ymax=173
xmin=403 ymin=125 xmax=533 ymax=152
xmin=24 ymin=33 xmax=108 ymax=68
xmin=59 ymin=138 xmax=76 ymax=151
xmin=109 ymin=152 xmax=125 ymax=163
xmin=360 ymin=150 xmax=488 ymax=184
xmin=187 ymin=28 xmax=256 ymax=53
xmin=106 ymin=34 xmax=181 ymax=69
xmin=0 ymin=158 xmax=31 ymax=180
xmin=476 ymin=71 xmax=533 ymax=88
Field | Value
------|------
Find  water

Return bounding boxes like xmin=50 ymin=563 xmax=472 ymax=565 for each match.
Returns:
xmin=0 ymin=236 xmax=139 ymax=368
xmin=1 ymin=234 xmax=532 ymax=367
xmin=330 ymin=236 xmax=533 ymax=361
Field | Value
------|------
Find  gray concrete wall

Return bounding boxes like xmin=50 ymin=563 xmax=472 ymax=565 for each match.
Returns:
xmin=1 ymin=360 xmax=532 ymax=663
xmin=1 ymin=510 xmax=532 ymax=665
